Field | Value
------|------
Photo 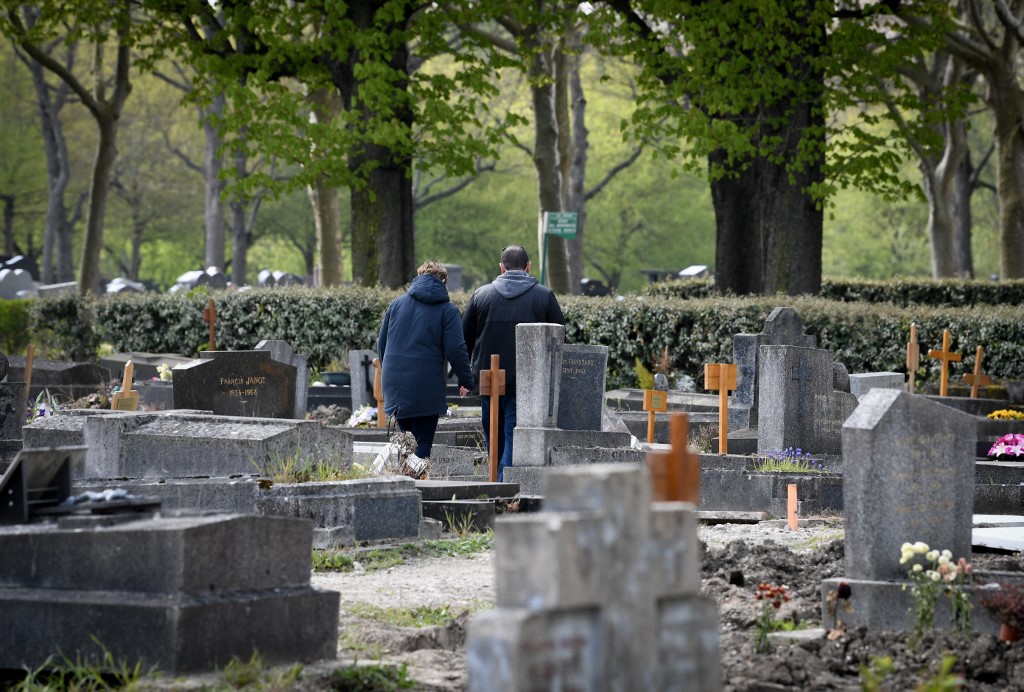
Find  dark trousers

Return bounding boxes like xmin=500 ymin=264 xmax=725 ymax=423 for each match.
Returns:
xmin=397 ymin=415 xmax=440 ymax=458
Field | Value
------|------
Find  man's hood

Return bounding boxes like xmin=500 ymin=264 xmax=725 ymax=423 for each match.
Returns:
xmin=493 ymin=270 xmax=538 ymax=299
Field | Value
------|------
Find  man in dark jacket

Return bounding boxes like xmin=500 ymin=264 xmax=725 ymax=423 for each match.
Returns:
xmin=462 ymin=245 xmax=564 ymax=481
xmin=378 ymin=261 xmax=475 ymax=466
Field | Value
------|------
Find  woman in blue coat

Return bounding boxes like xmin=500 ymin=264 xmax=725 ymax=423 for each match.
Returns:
xmin=378 ymin=261 xmax=475 ymax=463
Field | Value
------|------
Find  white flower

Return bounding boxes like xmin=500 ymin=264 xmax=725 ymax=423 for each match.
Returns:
xmin=926 ymin=550 xmax=939 ymax=562
xmin=912 ymin=564 xmax=923 ymax=572
xmin=941 ymin=549 xmax=953 ymax=561
xmin=930 ymin=571 xmax=941 ymax=582
xmin=901 ymin=542 xmax=913 ymax=552
xmin=913 ymin=542 xmax=929 ymax=553
xmin=937 ymin=554 xmax=951 ymax=566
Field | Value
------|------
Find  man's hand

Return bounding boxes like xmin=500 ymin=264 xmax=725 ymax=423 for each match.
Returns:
xmin=459 ymin=386 xmax=469 ymax=397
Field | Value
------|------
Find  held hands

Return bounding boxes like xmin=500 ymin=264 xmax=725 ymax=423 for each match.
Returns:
xmin=459 ymin=386 xmax=469 ymax=397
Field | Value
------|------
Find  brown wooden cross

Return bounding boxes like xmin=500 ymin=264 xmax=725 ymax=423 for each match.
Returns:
xmin=480 ymin=354 xmax=506 ymax=482
xmin=787 ymin=484 xmax=799 ymax=531
xmin=110 ymin=361 xmax=139 ymax=411
xmin=704 ymin=362 xmax=737 ymax=454
xmin=642 ymin=388 xmax=668 ymax=444
xmin=906 ymin=323 xmax=920 ymax=394
xmin=927 ymin=328 xmax=961 ymax=397
xmin=23 ymin=343 xmax=35 ymax=410
xmin=372 ymin=357 xmax=386 ymax=428
xmin=962 ymin=345 xmax=991 ymax=399
xmin=648 ymin=413 xmax=700 ymax=504
xmin=202 ymin=299 xmax=217 ymax=352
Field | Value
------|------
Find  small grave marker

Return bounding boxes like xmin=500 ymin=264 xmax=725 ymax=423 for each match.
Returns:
xmin=202 ymin=299 xmax=217 ymax=352
xmin=906 ymin=323 xmax=920 ymax=394
xmin=649 ymin=413 xmax=699 ymax=504
xmin=372 ymin=357 xmax=386 ymax=428
xmin=927 ymin=328 xmax=961 ymax=397
xmin=643 ymin=389 xmax=668 ymax=443
xmin=480 ymin=354 xmax=506 ymax=482
xmin=110 ymin=361 xmax=139 ymax=411
xmin=962 ymin=345 xmax=991 ymax=399
xmin=23 ymin=344 xmax=34 ymax=410
xmin=704 ymin=363 xmax=737 ymax=454
xmin=787 ymin=484 xmax=798 ymax=531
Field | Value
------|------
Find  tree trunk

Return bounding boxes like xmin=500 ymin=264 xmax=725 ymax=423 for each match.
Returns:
xmin=307 ymin=88 xmax=343 ymax=286
xmin=1 ymin=195 xmax=13 ymax=255
xmin=922 ymin=167 xmax=959 ymax=278
xmin=530 ymin=44 xmax=567 ymax=292
xmin=566 ymin=38 xmax=587 ymax=294
xmin=79 ymin=113 xmax=118 ymax=294
xmin=953 ymin=136 xmax=974 ymax=278
xmin=351 ymin=142 xmax=414 ymax=288
xmin=990 ymin=68 xmax=1024 ymax=279
xmin=711 ymin=154 xmax=763 ymax=295
xmin=202 ymin=93 xmax=227 ymax=271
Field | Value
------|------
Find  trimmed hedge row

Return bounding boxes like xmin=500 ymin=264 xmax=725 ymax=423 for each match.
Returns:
xmin=648 ymin=277 xmax=1024 ymax=306
xmin=22 ymin=289 xmax=1024 ymax=391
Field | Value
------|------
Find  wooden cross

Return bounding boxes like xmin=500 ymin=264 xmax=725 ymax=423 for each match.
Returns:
xmin=642 ymin=388 xmax=668 ymax=444
xmin=480 ymin=354 xmax=506 ymax=483
xmin=648 ymin=413 xmax=700 ymax=504
xmin=110 ymin=361 xmax=139 ymax=411
xmin=23 ymin=343 xmax=35 ymax=410
xmin=906 ymin=323 xmax=920 ymax=394
xmin=927 ymin=328 xmax=961 ymax=397
xmin=962 ymin=345 xmax=991 ymax=399
xmin=202 ymin=299 xmax=217 ymax=352
xmin=704 ymin=363 xmax=737 ymax=454
xmin=787 ymin=484 xmax=799 ymax=531
xmin=372 ymin=357 xmax=386 ymax=428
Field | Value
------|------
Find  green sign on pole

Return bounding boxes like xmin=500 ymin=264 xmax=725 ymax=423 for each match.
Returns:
xmin=544 ymin=211 xmax=578 ymax=238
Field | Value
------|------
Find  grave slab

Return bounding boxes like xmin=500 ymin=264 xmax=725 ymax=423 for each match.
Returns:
xmin=972 ymin=527 xmax=1024 ymax=552
xmin=848 ymin=372 xmax=905 ymax=399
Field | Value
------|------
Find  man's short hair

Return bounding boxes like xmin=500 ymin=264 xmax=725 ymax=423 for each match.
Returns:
xmin=417 ymin=260 xmax=447 ymax=283
xmin=500 ymin=245 xmax=529 ymax=271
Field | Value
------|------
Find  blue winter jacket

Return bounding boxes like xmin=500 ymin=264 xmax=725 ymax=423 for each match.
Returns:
xmin=378 ymin=274 xmax=475 ymax=419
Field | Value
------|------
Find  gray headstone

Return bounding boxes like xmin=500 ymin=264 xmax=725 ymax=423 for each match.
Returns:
xmin=757 ymin=345 xmax=838 ymax=455
xmin=348 ymin=349 xmax=378 ymax=412
xmin=255 ymin=340 xmax=308 ymax=420
xmin=732 ymin=307 xmax=816 ymax=426
xmin=557 ymin=344 xmax=608 ymax=431
xmin=515 ymin=323 xmax=565 ymax=429
xmin=0 ymin=268 xmax=37 ymax=299
xmin=833 ymin=362 xmax=851 ymax=393
xmin=257 ymin=269 xmax=277 ymax=287
xmin=849 ymin=372 xmax=905 ymax=400
xmin=172 ymin=350 xmax=297 ymax=418
xmin=272 ymin=271 xmax=303 ymax=287
xmin=204 ymin=266 xmax=228 ymax=289
xmin=6 ymin=357 xmax=107 ymax=387
xmin=467 ymin=465 xmax=720 ymax=691
xmin=842 ymin=389 xmax=976 ymax=581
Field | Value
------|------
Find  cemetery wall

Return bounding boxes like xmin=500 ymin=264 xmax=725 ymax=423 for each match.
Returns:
xmin=19 ymin=288 xmax=1024 ymax=392
xmin=649 ymin=276 xmax=1024 ymax=306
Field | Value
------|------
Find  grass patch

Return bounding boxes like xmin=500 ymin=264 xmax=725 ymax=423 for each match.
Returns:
xmin=791 ymin=531 xmax=845 ymax=551
xmin=312 ymin=550 xmax=356 ymax=572
xmin=754 ymin=448 xmax=826 ymax=474
xmin=346 ymin=603 xmax=455 ymax=628
xmin=312 ymin=533 xmax=494 ymax=573
xmin=256 ymin=448 xmax=365 ymax=484
xmin=327 ymin=661 xmax=415 ymax=691
xmin=219 ymin=651 xmax=304 ymax=690
xmin=11 ymin=644 xmax=156 ymax=691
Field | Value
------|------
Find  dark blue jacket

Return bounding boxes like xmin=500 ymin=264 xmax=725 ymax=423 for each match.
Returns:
xmin=462 ymin=270 xmax=564 ymax=397
xmin=378 ymin=274 xmax=475 ymax=419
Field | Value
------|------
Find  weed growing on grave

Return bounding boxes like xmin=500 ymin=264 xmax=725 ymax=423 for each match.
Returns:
xmin=690 ymin=425 xmax=717 ymax=453
xmin=257 ymin=448 xmax=363 ymax=484
xmin=11 ymin=641 xmax=156 ymax=691
xmin=755 ymin=447 xmax=826 ymax=473
xmin=634 ymin=357 xmax=655 ymax=390
xmin=327 ymin=660 xmax=415 ymax=690
xmin=312 ymin=550 xmax=356 ymax=572
xmin=443 ymin=508 xmax=478 ymax=536
xmin=422 ymin=530 xmax=494 ymax=557
xmin=220 ymin=650 xmax=303 ymax=689
xmin=753 ymin=583 xmax=790 ymax=653
xmin=901 ymin=542 xmax=974 ymax=649
xmin=859 ymin=654 xmax=894 ymax=691
xmin=311 ymin=533 xmax=493 ymax=573
xmin=347 ymin=603 xmax=455 ymax=628
xmin=27 ymin=389 xmax=61 ymax=422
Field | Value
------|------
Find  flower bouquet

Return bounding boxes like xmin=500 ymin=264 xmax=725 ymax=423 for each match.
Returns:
xmin=988 ymin=433 xmax=1024 ymax=461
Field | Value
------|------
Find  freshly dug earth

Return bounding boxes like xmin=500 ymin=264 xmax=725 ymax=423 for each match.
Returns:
xmin=308 ymin=519 xmax=1024 ymax=691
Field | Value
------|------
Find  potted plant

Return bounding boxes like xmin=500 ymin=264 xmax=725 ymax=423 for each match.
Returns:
xmin=980 ymin=582 xmax=1024 ymax=641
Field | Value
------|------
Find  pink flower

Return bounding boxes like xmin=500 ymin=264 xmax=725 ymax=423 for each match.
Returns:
xmin=988 ymin=433 xmax=1024 ymax=459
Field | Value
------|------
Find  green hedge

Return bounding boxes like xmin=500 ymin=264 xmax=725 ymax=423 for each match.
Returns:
xmin=23 ymin=289 xmax=1024 ymax=392
xmin=648 ymin=277 xmax=1024 ymax=306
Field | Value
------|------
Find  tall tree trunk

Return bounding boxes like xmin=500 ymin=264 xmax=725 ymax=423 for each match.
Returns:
xmin=566 ymin=49 xmax=588 ymax=294
xmin=1 ymin=195 xmax=13 ymax=255
xmin=79 ymin=113 xmax=118 ymax=294
xmin=711 ymin=154 xmax=763 ymax=295
xmin=351 ymin=142 xmax=414 ymax=288
xmin=952 ymin=136 xmax=974 ymax=278
xmin=990 ymin=68 xmax=1024 ymax=279
xmin=307 ymin=88 xmax=343 ymax=286
xmin=202 ymin=93 xmax=227 ymax=271
xmin=228 ymin=136 xmax=249 ymax=286
xmin=530 ymin=44 xmax=567 ymax=291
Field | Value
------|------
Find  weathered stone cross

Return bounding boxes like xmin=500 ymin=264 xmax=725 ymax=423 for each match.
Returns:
xmin=791 ymin=356 xmax=813 ymax=419
xmin=927 ymin=328 xmax=961 ymax=397
xmin=359 ymin=353 xmax=375 ymax=394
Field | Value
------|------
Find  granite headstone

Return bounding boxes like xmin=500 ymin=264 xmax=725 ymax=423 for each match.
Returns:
xmin=172 ymin=350 xmax=297 ymax=418
xmin=557 ymin=344 xmax=608 ymax=431
xmin=348 ymin=349 xmax=378 ymax=412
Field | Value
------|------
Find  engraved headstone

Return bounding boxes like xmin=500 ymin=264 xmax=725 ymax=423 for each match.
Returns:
xmin=172 ymin=350 xmax=297 ymax=418
xmin=557 ymin=344 xmax=608 ymax=431
xmin=348 ymin=349 xmax=378 ymax=412
xmin=255 ymin=340 xmax=308 ymax=420
xmin=467 ymin=465 xmax=720 ymax=691
xmin=732 ymin=307 xmax=816 ymax=427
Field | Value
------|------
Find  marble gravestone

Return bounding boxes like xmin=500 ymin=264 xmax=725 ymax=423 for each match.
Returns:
xmin=732 ymin=307 xmax=817 ymax=428
xmin=172 ymin=350 xmax=296 ymax=419
xmin=757 ymin=345 xmax=858 ymax=456
xmin=557 ymin=344 xmax=608 ymax=431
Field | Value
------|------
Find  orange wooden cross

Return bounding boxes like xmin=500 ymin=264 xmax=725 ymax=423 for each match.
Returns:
xmin=643 ymin=388 xmax=668 ymax=444
xmin=962 ymin=345 xmax=991 ymax=399
xmin=203 ymin=299 xmax=217 ymax=352
xmin=927 ymin=328 xmax=961 ymax=397
xmin=787 ymin=484 xmax=799 ymax=531
xmin=648 ymin=413 xmax=700 ymax=504
xmin=704 ymin=363 xmax=737 ymax=454
xmin=480 ymin=354 xmax=506 ymax=482
xmin=372 ymin=357 xmax=386 ymax=428
xmin=23 ymin=343 xmax=35 ymax=410
xmin=906 ymin=323 xmax=920 ymax=394
xmin=110 ymin=361 xmax=139 ymax=411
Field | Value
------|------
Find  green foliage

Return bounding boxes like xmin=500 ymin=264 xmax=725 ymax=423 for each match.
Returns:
xmin=633 ymin=357 xmax=655 ymax=390
xmin=256 ymin=448 xmax=359 ymax=484
xmin=327 ymin=661 xmax=415 ymax=691
xmin=312 ymin=549 xmax=356 ymax=572
xmin=11 ymin=641 xmax=155 ymax=691
xmin=220 ymin=651 xmax=303 ymax=690
xmin=29 ymin=293 xmax=100 ymax=361
xmin=860 ymin=655 xmax=894 ymax=692
xmin=346 ymin=603 xmax=454 ymax=628
xmin=0 ymin=299 xmax=32 ymax=354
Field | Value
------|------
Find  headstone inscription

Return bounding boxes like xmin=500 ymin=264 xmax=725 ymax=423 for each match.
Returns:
xmin=757 ymin=345 xmax=858 ymax=456
xmin=348 ymin=349 xmax=377 ymax=412
xmin=732 ymin=307 xmax=817 ymax=427
xmin=466 ymin=465 xmax=721 ymax=691
xmin=557 ymin=344 xmax=608 ymax=431
xmin=172 ymin=350 xmax=297 ymax=419
xmin=842 ymin=389 xmax=975 ymax=581
xmin=927 ymin=328 xmax=961 ymax=397
xmin=255 ymin=339 xmax=308 ymax=420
